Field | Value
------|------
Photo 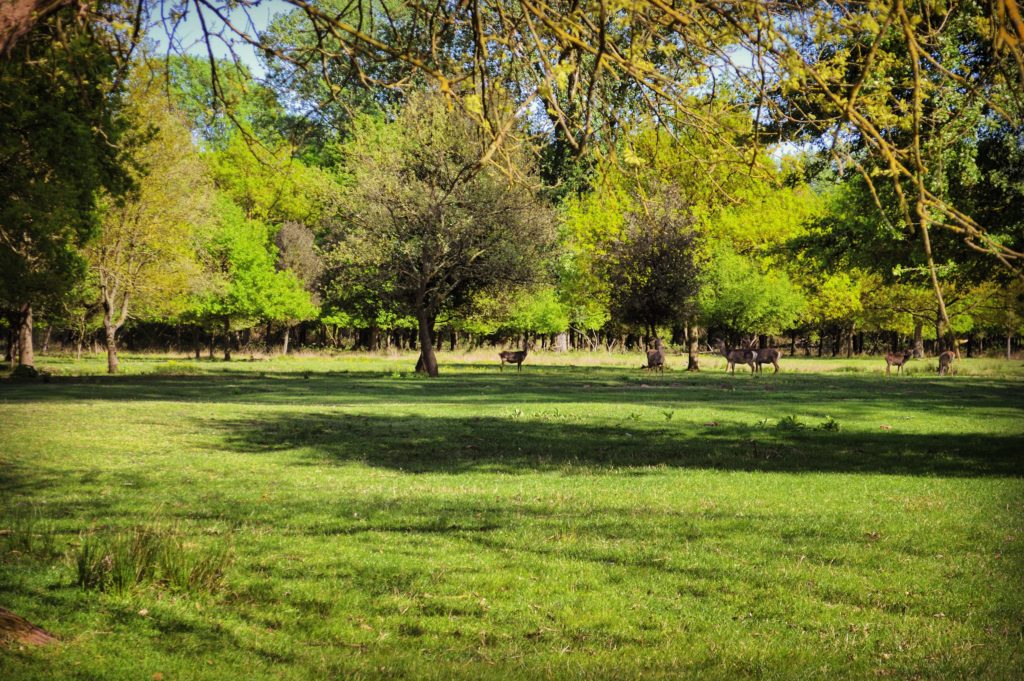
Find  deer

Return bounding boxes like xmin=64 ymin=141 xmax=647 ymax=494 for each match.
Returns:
xmin=715 ymin=339 xmax=756 ymax=374
xmin=885 ymin=350 xmax=913 ymax=376
xmin=751 ymin=342 xmax=782 ymax=374
xmin=641 ymin=338 xmax=666 ymax=372
xmin=937 ymin=350 xmax=955 ymax=375
xmin=499 ymin=340 xmax=529 ymax=372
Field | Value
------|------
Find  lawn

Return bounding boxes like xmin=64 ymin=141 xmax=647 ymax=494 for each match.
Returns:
xmin=1 ymin=351 xmax=1023 ymax=679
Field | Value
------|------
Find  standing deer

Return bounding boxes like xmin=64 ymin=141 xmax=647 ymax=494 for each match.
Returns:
xmin=751 ymin=344 xmax=782 ymax=374
xmin=716 ymin=339 xmax=756 ymax=374
xmin=937 ymin=350 xmax=955 ymax=375
xmin=499 ymin=341 xmax=529 ymax=372
xmin=642 ymin=338 xmax=666 ymax=372
xmin=885 ymin=350 xmax=913 ymax=376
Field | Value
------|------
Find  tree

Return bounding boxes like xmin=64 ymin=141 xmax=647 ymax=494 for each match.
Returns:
xmin=86 ymin=68 xmax=214 ymax=373
xmin=699 ymin=244 xmax=805 ymax=345
xmin=191 ymin=197 xmax=317 ymax=360
xmin=335 ymin=92 xmax=555 ymax=376
xmin=0 ymin=8 xmax=134 ymax=369
xmin=274 ymin=220 xmax=322 ymax=353
xmin=600 ymin=189 xmax=701 ymax=342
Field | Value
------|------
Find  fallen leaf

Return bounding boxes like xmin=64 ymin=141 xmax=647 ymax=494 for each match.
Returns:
xmin=879 ymin=425 xmax=892 ymax=430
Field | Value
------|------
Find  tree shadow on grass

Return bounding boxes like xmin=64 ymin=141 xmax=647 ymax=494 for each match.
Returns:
xmin=210 ymin=410 xmax=1024 ymax=478
xmin=2 ymin=367 xmax=1021 ymax=416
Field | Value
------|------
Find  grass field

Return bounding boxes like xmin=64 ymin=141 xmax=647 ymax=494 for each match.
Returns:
xmin=2 ymin=351 xmax=1023 ymax=679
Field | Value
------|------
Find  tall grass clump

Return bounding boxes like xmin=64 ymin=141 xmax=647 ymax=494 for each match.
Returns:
xmin=74 ymin=526 xmax=231 ymax=594
xmin=1 ymin=503 xmax=58 ymax=559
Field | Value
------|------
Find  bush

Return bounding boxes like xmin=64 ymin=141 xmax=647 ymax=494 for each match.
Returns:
xmin=776 ymin=415 xmax=806 ymax=431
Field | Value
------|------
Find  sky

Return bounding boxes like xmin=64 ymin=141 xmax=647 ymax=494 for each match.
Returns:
xmin=149 ymin=0 xmax=294 ymax=78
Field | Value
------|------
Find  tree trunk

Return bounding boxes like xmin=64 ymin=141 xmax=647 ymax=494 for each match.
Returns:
xmin=193 ymin=326 xmax=201 ymax=360
xmin=282 ymin=326 xmax=291 ymax=355
xmin=450 ymin=329 xmax=458 ymax=351
xmin=4 ymin=320 xmax=15 ymax=365
xmin=17 ymin=303 xmax=34 ymax=367
xmin=41 ymin=326 xmax=51 ymax=354
xmin=415 ymin=309 xmax=439 ymax=377
xmin=686 ymin=324 xmax=700 ymax=371
xmin=1008 ymin=333 xmax=1013 ymax=361
xmin=912 ymin=322 xmax=924 ymax=358
xmin=223 ymin=317 xmax=232 ymax=361
xmin=104 ymin=323 xmax=119 ymax=374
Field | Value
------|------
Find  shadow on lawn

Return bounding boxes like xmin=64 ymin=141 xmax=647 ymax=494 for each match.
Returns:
xmin=2 ymin=366 xmax=1022 ymax=415
xmin=211 ymin=410 xmax=1024 ymax=477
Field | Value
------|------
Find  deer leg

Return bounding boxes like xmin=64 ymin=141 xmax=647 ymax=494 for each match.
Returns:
xmin=773 ymin=360 xmax=779 ymax=374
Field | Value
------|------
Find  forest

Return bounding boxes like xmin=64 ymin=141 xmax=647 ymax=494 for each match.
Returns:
xmin=2 ymin=0 xmax=1022 ymax=377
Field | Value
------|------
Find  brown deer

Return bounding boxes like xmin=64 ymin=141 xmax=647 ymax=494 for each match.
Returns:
xmin=937 ymin=350 xmax=955 ymax=375
xmin=641 ymin=338 xmax=666 ymax=372
xmin=716 ymin=339 xmax=756 ymax=374
xmin=752 ymin=345 xmax=781 ymax=374
xmin=499 ymin=341 xmax=528 ymax=372
xmin=885 ymin=350 xmax=913 ymax=376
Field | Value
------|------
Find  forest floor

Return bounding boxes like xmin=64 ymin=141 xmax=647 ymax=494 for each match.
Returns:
xmin=1 ymin=352 xmax=1023 ymax=679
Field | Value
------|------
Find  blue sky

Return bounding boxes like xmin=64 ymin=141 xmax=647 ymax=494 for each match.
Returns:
xmin=150 ymin=0 xmax=294 ymax=78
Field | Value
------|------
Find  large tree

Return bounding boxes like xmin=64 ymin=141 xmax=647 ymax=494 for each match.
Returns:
xmin=599 ymin=188 xmax=701 ymax=342
xmin=335 ymin=92 xmax=555 ymax=376
xmin=0 ymin=7 xmax=134 ymax=369
xmin=86 ymin=68 xmax=214 ymax=373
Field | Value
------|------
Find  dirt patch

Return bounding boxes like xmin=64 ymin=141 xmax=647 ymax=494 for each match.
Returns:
xmin=0 ymin=607 xmax=58 ymax=647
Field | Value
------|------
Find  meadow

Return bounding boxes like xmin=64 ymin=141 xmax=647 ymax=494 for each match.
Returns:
xmin=1 ymin=351 xmax=1023 ymax=679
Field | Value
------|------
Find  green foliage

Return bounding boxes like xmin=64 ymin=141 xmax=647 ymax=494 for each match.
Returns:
xmin=508 ymin=287 xmax=570 ymax=335
xmin=775 ymin=414 xmax=806 ymax=431
xmin=0 ymin=10 xmax=133 ymax=311
xmin=699 ymin=244 xmax=805 ymax=338
xmin=191 ymin=197 xmax=317 ymax=327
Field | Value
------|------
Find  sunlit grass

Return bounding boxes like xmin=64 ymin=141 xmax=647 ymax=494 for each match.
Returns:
xmin=1 ymin=353 xmax=1022 ymax=679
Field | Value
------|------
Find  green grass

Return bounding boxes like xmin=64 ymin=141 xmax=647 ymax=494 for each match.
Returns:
xmin=2 ymin=351 xmax=1023 ymax=679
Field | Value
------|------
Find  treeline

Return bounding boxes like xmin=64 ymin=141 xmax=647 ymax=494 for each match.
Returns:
xmin=2 ymin=6 xmax=1022 ymax=376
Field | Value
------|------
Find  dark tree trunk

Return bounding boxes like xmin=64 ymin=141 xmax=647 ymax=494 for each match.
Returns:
xmin=193 ymin=326 xmax=202 ymax=360
xmin=282 ymin=326 xmax=291 ymax=355
xmin=450 ymin=329 xmax=458 ymax=351
xmin=17 ymin=303 xmax=34 ymax=367
xmin=223 ymin=317 xmax=232 ymax=361
xmin=415 ymin=309 xmax=439 ymax=377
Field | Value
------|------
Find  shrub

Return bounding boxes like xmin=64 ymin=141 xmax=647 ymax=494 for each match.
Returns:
xmin=817 ymin=415 xmax=841 ymax=432
xmin=776 ymin=415 xmax=806 ymax=431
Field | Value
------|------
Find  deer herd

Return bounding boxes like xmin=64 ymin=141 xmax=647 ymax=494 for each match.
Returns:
xmin=500 ymin=337 xmax=958 ymax=376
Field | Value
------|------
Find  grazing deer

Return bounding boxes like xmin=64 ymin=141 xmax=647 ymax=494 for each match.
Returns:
xmin=642 ymin=338 xmax=666 ymax=372
xmin=885 ymin=350 xmax=913 ymax=376
xmin=937 ymin=350 xmax=955 ymax=375
xmin=499 ymin=342 xmax=528 ymax=372
xmin=716 ymin=339 xmax=756 ymax=374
